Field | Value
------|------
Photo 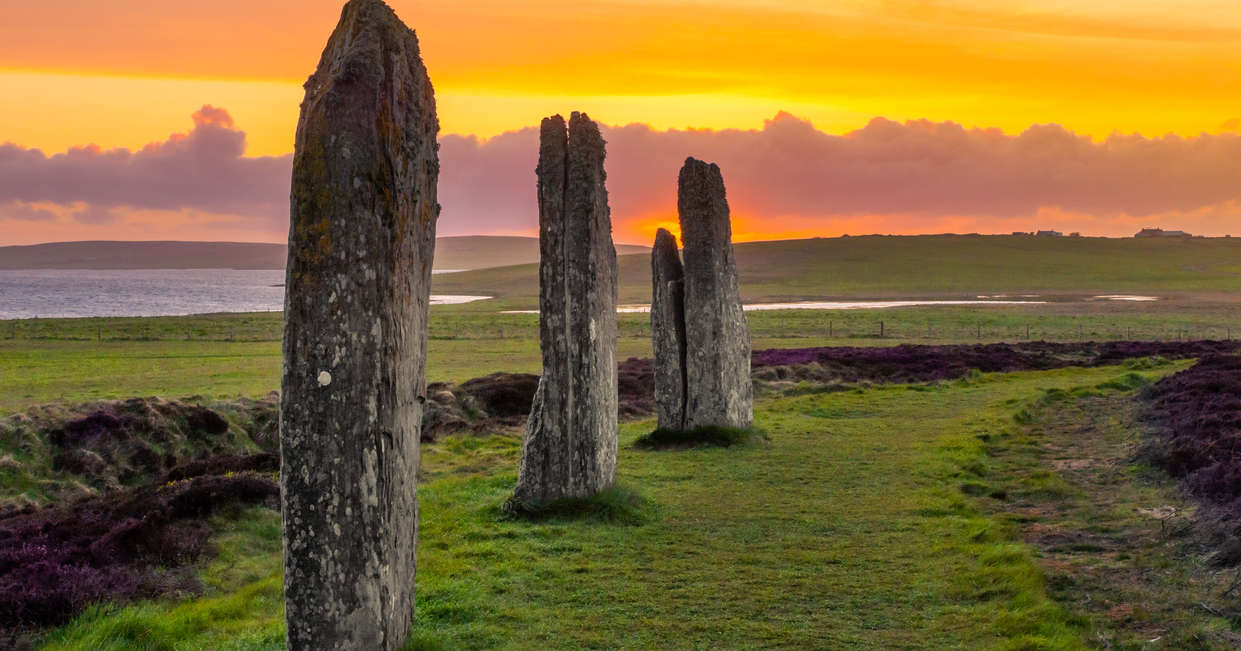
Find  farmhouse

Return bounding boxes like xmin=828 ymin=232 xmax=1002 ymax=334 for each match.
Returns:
xmin=1135 ymin=228 xmax=1192 ymax=238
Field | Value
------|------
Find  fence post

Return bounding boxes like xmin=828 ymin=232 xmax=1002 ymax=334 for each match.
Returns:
xmin=1026 ymin=324 xmax=1030 ymax=340
xmin=879 ymin=321 xmax=884 ymax=338
xmin=829 ymin=320 xmax=833 ymax=338
xmin=976 ymin=324 xmax=981 ymax=340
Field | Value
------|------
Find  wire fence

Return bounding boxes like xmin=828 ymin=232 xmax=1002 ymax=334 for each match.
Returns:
xmin=2 ymin=315 xmax=1237 ymax=345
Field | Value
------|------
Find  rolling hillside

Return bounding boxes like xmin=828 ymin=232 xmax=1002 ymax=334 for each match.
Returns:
xmin=0 ymin=241 xmax=287 ymax=270
xmin=0 ymin=236 xmax=649 ymax=271
xmin=432 ymin=234 xmax=1241 ymax=305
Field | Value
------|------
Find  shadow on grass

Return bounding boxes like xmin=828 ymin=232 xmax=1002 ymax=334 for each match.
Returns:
xmin=632 ymin=426 xmax=768 ymax=451
xmin=500 ymin=485 xmax=651 ymax=526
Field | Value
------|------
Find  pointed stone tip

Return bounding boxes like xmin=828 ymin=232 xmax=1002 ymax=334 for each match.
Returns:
xmin=681 ymin=157 xmax=720 ymax=175
xmin=341 ymin=0 xmax=400 ymax=23
xmin=567 ymin=112 xmax=606 ymax=149
xmin=568 ymin=111 xmax=600 ymax=131
xmin=540 ymin=115 xmax=568 ymax=142
xmin=311 ymin=0 xmax=423 ymax=84
xmin=678 ymin=158 xmax=725 ymax=193
xmin=654 ymin=228 xmax=678 ymax=248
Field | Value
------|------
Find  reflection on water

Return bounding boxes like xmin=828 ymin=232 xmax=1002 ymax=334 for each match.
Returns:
xmin=431 ymin=295 xmax=492 ymax=305
xmin=1092 ymin=295 xmax=1159 ymax=302
xmin=0 ymin=269 xmax=490 ymax=319
xmin=503 ymin=299 xmax=1048 ymax=315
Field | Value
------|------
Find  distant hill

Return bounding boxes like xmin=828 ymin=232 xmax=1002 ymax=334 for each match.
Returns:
xmin=433 ymin=236 xmax=649 ymax=271
xmin=0 ymin=241 xmax=287 ymax=270
xmin=0 ymin=237 xmax=649 ymax=271
xmin=432 ymin=234 xmax=1241 ymax=305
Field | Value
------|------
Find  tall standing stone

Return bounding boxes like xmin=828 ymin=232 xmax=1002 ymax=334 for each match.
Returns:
xmin=513 ymin=113 xmax=618 ymax=505
xmin=651 ymin=228 xmax=687 ymax=431
xmin=679 ymin=158 xmax=753 ymax=430
xmin=281 ymin=1 xmax=437 ymax=648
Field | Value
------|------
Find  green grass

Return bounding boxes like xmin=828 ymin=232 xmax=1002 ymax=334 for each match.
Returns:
xmin=5 ymin=234 xmax=1241 ymax=414
xmin=977 ymin=366 xmax=1241 ymax=647
xmin=39 ymin=363 xmax=1192 ymax=649
xmin=4 ymin=297 xmax=1239 ymax=415
xmin=434 ymin=234 xmax=1241 ymax=305
xmin=40 ymin=506 xmax=286 ymax=651
xmin=631 ymin=425 xmax=765 ymax=449
xmin=500 ymin=485 xmax=653 ymax=526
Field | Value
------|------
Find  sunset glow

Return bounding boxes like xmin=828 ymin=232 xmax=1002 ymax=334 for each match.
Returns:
xmin=2 ymin=0 xmax=1240 ymax=244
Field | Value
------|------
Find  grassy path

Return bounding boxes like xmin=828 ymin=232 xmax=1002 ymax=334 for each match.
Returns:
xmin=41 ymin=363 xmax=1180 ymax=649
xmin=415 ymin=368 xmax=1124 ymax=649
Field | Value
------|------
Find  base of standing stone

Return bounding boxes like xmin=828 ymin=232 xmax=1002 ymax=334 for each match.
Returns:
xmin=632 ymin=426 xmax=767 ymax=450
xmin=501 ymin=484 xmax=650 ymax=525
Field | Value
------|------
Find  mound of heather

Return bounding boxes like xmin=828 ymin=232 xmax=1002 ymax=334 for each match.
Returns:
xmin=436 ymin=367 xmax=657 ymax=428
xmin=163 ymin=453 xmax=279 ymax=482
xmin=0 ymin=397 xmax=278 ymax=513
xmin=751 ymin=340 xmax=1238 ymax=385
xmin=458 ymin=373 xmax=541 ymax=422
xmin=0 ymin=473 xmax=278 ymax=634
xmin=1142 ymin=355 xmax=1241 ymax=510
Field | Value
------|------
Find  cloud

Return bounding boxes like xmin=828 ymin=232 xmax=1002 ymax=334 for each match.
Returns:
xmin=0 ymin=201 xmax=58 ymax=222
xmin=0 ymin=105 xmax=290 ymax=229
xmin=4 ymin=108 xmax=1241 ymax=243
xmin=439 ymin=112 xmax=1241 ymax=241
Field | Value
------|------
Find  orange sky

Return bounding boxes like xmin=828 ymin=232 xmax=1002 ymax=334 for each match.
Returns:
xmin=1 ymin=0 xmax=1240 ymax=244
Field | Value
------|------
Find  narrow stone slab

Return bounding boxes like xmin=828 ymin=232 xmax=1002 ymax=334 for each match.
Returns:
xmin=514 ymin=112 xmax=618 ymax=505
xmin=679 ymin=158 xmax=753 ymax=430
xmin=281 ymin=1 xmax=437 ymax=648
xmin=651 ymin=228 xmax=687 ymax=431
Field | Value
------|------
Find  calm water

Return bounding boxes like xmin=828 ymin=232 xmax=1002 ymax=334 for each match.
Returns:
xmin=0 ymin=269 xmax=489 ymax=319
xmin=504 ymin=299 xmax=1050 ymax=315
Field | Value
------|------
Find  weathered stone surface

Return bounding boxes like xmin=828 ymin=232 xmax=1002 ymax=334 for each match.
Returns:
xmin=679 ymin=158 xmax=753 ymax=430
xmin=650 ymin=228 xmax=687 ymax=431
xmin=513 ymin=113 xmax=618 ymax=504
xmin=280 ymin=1 xmax=437 ymax=648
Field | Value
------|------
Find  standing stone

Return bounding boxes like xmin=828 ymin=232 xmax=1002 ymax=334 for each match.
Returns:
xmin=651 ymin=228 xmax=687 ymax=431
xmin=679 ymin=158 xmax=753 ymax=430
xmin=513 ymin=113 xmax=618 ymax=505
xmin=281 ymin=1 xmax=437 ymax=648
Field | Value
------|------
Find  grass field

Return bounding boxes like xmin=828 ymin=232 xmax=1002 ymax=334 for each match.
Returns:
xmin=37 ymin=361 xmax=1233 ymax=649
xmin=433 ymin=234 xmax=1241 ymax=306
xmin=6 ymin=234 xmax=1237 ymax=413
xmin=3 ymin=298 xmax=1238 ymax=414
xmin=6 ymin=233 xmax=1241 ymax=647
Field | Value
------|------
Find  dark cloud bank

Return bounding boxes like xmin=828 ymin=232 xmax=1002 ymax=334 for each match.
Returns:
xmin=3 ymin=107 xmax=1240 ymax=238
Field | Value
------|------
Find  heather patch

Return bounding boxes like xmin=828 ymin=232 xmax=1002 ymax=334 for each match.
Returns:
xmin=0 ymin=397 xmax=276 ymax=513
xmin=751 ymin=340 xmax=1237 ymax=386
xmin=0 ymin=473 xmax=278 ymax=637
xmin=1141 ymin=355 xmax=1241 ymax=560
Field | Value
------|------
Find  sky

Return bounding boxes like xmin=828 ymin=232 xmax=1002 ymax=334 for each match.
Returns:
xmin=1 ymin=0 xmax=1239 ymax=245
